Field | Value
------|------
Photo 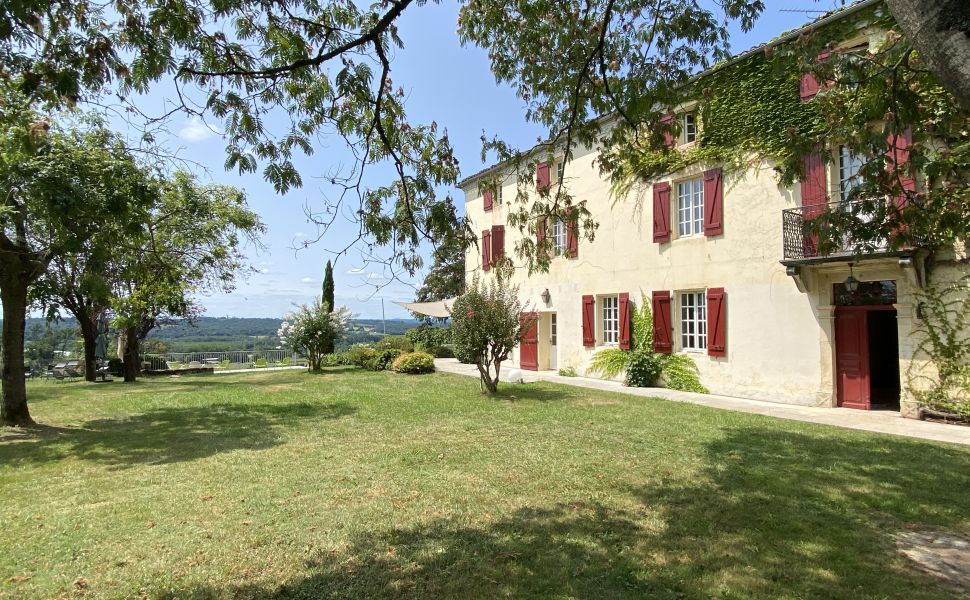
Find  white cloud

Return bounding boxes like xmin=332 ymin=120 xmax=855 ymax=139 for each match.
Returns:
xmin=178 ymin=116 xmax=220 ymax=143
xmin=294 ymin=232 xmax=306 ymax=238
xmin=366 ymin=272 xmax=386 ymax=281
xmin=259 ymin=267 xmax=270 ymax=274
xmin=347 ymin=266 xmax=366 ymax=274
xmin=300 ymin=277 xmax=315 ymax=283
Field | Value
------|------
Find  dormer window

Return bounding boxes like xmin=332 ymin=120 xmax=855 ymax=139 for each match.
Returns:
xmin=683 ymin=112 xmax=697 ymax=144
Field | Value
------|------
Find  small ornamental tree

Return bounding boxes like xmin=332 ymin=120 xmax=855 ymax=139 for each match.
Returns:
xmin=278 ymin=299 xmax=351 ymax=372
xmin=451 ymin=276 xmax=532 ymax=394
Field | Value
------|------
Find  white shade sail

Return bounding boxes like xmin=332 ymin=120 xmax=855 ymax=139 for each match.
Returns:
xmin=393 ymin=298 xmax=456 ymax=318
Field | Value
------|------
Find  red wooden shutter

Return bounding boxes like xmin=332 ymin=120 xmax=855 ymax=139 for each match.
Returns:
xmin=483 ymin=189 xmax=493 ymax=211
xmin=582 ymin=295 xmax=595 ymax=348
xmin=618 ymin=292 xmax=631 ymax=350
xmin=652 ymin=182 xmax=671 ymax=243
xmin=536 ymin=216 xmax=547 ymax=257
xmin=706 ymin=287 xmax=727 ymax=357
xmin=481 ymin=230 xmax=491 ymax=271
xmin=703 ymin=167 xmax=723 ymax=236
xmin=660 ymin=113 xmax=675 ymax=147
xmin=799 ymin=152 xmax=827 ymax=257
xmin=886 ymin=128 xmax=916 ymax=209
xmin=536 ymin=162 xmax=550 ymax=190
xmin=800 ymin=72 xmax=820 ymax=101
xmin=491 ymin=225 xmax=505 ymax=263
xmin=566 ymin=207 xmax=578 ymax=258
xmin=800 ymin=51 xmax=832 ymax=101
xmin=652 ymin=291 xmax=672 ymax=354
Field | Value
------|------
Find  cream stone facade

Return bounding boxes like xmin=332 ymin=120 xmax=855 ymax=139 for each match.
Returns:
xmin=456 ymin=3 xmax=966 ymax=417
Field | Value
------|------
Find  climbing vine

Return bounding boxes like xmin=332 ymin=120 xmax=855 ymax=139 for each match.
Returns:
xmin=907 ymin=276 xmax=970 ymax=419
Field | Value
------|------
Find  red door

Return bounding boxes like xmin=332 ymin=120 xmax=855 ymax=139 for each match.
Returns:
xmin=835 ymin=307 xmax=870 ymax=409
xmin=519 ymin=312 xmax=539 ymax=371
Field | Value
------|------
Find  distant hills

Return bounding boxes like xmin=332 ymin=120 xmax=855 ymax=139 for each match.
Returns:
xmin=16 ymin=316 xmax=424 ymax=353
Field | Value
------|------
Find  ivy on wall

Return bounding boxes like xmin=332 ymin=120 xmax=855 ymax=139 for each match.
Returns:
xmin=599 ymin=4 xmax=892 ymax=195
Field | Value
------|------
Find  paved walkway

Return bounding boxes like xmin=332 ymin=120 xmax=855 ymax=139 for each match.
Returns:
xmin=434 ymin=359 xmax=970 ymax=446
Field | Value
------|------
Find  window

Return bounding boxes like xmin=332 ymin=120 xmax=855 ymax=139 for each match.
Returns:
xmin=680 ymin=292 xmax=707 ymax=351
xmin=495 ymin=182 xmax=503 ymax=204
xmin=602 ymin=296 xmax=619 ymax=345
xmin=677 ymin=177 xmax=704 ymax=237
xmin=838 ymin=145 xmax=864 ymax=202
xmin=683 ymin=112 xmax=697 ymax=144
xmin=552 ymin=218 xmax=567 ymax=256
xmin=550 ymin=314 xmax=557 ymax=346
xmin=556 ymin=161 xmax=566 ymax=181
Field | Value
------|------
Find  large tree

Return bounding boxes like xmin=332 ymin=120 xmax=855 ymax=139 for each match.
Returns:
xmin=111 ymin=172 xmax=264 ymax=382
xmin=0 ymin=99 xmax=153 ymax=425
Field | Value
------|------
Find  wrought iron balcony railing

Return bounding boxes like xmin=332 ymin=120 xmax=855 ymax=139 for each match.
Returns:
xmin=782 ymin=199 xmax=917 ymax=262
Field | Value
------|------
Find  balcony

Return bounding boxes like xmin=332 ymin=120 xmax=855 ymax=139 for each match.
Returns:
xmin=781 ymin=199 xmax=919 ymax=265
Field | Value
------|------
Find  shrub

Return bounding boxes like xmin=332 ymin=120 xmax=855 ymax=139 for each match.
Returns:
xmin=346 ymin=344 xmax=377 ymax=368
xmin=660 ymin=354 xmax=709 ymax=393
xmin=391 ymin=351 xmax=435 ymax=374
xmin=405 ymin=325 xmax=452 ymax=352
xmin=367 ymin=348 xmax=403 ymax=371
xmin=434 ymin=345 xmax=455 ymax=359
xmin=453 ymin=336 xmax=478 ymax=364
xmin=558 ymin=366 xmax=577 ymax=377
xmin=587 ymin=348 xmax=629 ymax=380
xmin=624 ymin=351 xmax=663 ymax=387
xmin=375 ymin=336 xmax=413 ymax=352
xmin=278 ymin=299 xmax=352 ymax=371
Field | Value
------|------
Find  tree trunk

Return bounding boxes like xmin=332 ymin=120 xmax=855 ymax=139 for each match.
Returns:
xmin=0 ymin=281 xmax=34 ymax=426
xmin=122 ymin=327 xmax=140 ymax=383
xmin=77 ymin=312 xmax=98 ymax=383
xmin=887 ymin=0 xmax=970 ymax=110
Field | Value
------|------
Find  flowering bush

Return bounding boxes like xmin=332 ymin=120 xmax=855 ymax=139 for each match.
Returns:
xmin=278 ymin=299 xmax=352 ymax=372
xmin=451 ymin=275 xmax=531 ymax=393
xmin=391 ymin=351 xmax=435 ymax=374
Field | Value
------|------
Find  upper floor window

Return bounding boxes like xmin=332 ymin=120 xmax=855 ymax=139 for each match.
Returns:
xmin=680 ymin=291 xmax=707 ymax=351
xmin=683 ymin=113 xmax=697 ymax=144
xmin=552 ymin=217 xmax=567 ymax=255
xmin=556 ymin=161 xmax=566 ymax=181
xmin=677 ymin=177 xmax=704 ymax=237
xmin=602 ymin=295 xmax=619 ymax=345
xmin=838 ymin=145 xmax=864 ymax=202
xmin=496 ymin=183 xmax=503 ymax=204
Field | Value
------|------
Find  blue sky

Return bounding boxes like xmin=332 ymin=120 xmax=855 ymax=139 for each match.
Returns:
xmin=128 ymin=1 xmax=830 ymax=319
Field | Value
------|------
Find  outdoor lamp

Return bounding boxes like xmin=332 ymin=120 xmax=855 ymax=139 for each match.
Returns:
xmin=843 ymin=265 xmax=860 ymax=293
xmin=541 ymin=288 xmax=551 ymax=304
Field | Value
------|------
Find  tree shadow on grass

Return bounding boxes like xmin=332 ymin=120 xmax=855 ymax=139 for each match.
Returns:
xmin=168 ymin=425 xmax=970 ymax=599
xmin=489 ymin=383 xmax=588 ymax=403
xmin=0 ymin=401 xmax=355 ymax=469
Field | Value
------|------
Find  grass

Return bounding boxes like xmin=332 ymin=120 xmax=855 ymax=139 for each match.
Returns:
xmin=1 ymin=369 xmax=969 ymax=599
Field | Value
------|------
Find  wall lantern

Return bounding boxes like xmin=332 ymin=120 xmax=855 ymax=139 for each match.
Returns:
xmin=843 ymin=265 xmax=860 ymax=294
xmin=541 ymin=288 xmax=551 ymax=304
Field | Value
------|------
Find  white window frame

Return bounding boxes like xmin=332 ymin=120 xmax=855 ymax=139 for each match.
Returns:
xmin=601 ymin=295 xmax=619 ymax=346
xmin=682 ymin=112 xmax=697 ymax=144
xmin=838 ymin=145 xmax=864 ymax=203
xmin=495 ymin=182 xmax=503 ymax=204
xmin=680 ymin=291 xmax=707 ymax=351
xmin=550 ymin=313 xmax=557 ymax=346
xmin=556 ymin=161 xmax=566 ymax=181
xmin=677 ymin=177 xmax=705 ymax=237
xmin=552 ymin=217 xmax=567 ymax=256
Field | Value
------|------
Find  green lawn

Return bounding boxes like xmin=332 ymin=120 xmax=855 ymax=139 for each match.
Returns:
xmin=1 ymin=369 xmax=968 ymax=599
